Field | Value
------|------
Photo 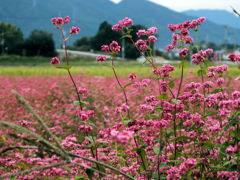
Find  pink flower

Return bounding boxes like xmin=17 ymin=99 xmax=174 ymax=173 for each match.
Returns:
xmin=112 ymin=24 xmax=123 ymax=31
xmin=148 ymin=35 xmax=157 ymax=43
xmin=168 ymin=24 xmax=177 ymax=32
xmin=166 ymin=44 xmax=174 ymax=52
xmin=122 ymin=17 xmax=133 ymax=27
xmin=136 ymin=29 xmax=147 ymax=37
xmin=78 ymin=88 xmax=88 ymax=95
xmin=110 ymin=41 xmax=121 ymax=53
xmin=135 ymin=39 xmax=148 ymax=51
xmin=181 ymin=29 xmax=189 ymax=36
xmin=64 ymin=16 xmax=70 ymax=24
xmin=185 ymin=36 xmax=193 ymax=44
xmin=179 ymin=48 xmax=188 ymax=58
xmin=128 ymin=73 xmax=137 ymax=80
xmin=96 ymin=56 xmax=107 ymax=62
xmin=79 ymin=125 xmax=93 ymax=132
xmin=50 ymin=57 xmax=60 ymax=64
xmin=69 ymin=26 xmax=80 ymax=34
xmin=228 ymin=54 xmax=240 ymax=62
xmin=51 ymin=17 xmax=65 ymax=26
xmin=147 ymin=27 xmax=158 ymax=35
xmin=101 ymin=45 xmax=109 ymax=52
xmin=204 ymin=48 xmax=213 ymax=56
xmin=225 ymin=145 xmax=237 ymax=154
xmin=217 ymin=78 xmax=224 ymax=86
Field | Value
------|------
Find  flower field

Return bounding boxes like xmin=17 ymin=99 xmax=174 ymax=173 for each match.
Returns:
xmin=0 ymin=15 xmax=240 ymax=180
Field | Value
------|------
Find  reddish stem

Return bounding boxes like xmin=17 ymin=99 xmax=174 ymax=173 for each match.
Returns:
xmin=111 ymin=59 xmax=131 ymax=119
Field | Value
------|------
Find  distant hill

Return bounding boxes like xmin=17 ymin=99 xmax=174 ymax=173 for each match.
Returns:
xmin=0 ymin=0 xmax=240 ymax=48
xmin=183 ymin=9 xmax=240 ymax=29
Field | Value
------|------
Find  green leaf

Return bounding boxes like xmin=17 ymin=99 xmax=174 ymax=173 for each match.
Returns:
xmin=151 ymin=113 xmax=159 ymax=118
xmin=211 ymin=88 xmax=226 ymax=94
xmin=73 ymin=101 xmax=87 ymax=107
xmin=179 ymin=60 xmax=188 ymax=68
xmin=56 ymin=65 xmax=71 ymax=70
xmin=171 ymin=98 xmax=180 ymax=105
xmin=74 ymin=176 xmax=85 ymax=180
xmin=137 ymin=147 xmax=149 ymax=169
xmin=121 ymin=34 xmax=132 ymax=39
xmin=158 ymin=94 xmax=169 ymax=100
xmin=85 ymin=168 xmax=94 ymax=180
xmin=155 ymin=107 xmax=163 ymax=113
xmin=168 ymin=80 xmax=175 ymax=88
xmin=201 ymin=111 xmax=218 ymax=119
xmin=120 ymin=82 xmax=132 ymax=92
xmin=197 ymin=69 xmax=207 ymax=76
xmin=152 ymin=146 xmax=160 ymax=155
xmin=85 ymin=136 xmax=95 ymax=144
xmin=123 ymin=120 xmax=132 ymax=126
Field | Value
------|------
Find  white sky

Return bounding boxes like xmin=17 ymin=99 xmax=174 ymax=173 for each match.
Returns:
xmin=110 ymin=0 xmax=240 ymax=12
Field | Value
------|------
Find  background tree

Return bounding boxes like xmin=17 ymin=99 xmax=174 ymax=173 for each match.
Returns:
xmin=73 ymin=37 xmax=92 ymax=51
xmin=0 ymin=22 xmax=24 ymax=55
xmin=90 ymin=21 xmax=122 ymax=51
xmin=25 ymin=30 xmax=56 ymax=57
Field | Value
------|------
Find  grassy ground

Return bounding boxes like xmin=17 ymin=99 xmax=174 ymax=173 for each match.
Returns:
xmin=0 ymin=55 xmax=239 ymax=77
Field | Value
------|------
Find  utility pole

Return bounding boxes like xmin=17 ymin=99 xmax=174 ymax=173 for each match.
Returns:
xmin=122 ymin=35 xmax=125 ymax=60
xmin=1 ymin=32 xmax=4 ymax=55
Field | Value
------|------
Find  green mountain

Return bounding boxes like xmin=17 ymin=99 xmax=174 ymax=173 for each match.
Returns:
xmin=0 ymin=0 xmax=239 ymax=48
xmin=183 ymin=9 xmax=240 ymax=29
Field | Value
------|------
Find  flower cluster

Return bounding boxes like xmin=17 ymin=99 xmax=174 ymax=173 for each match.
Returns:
xmin=192 ymin=49 xmax=213 ymax=64
xmin=51 ymin=16 xmax=70 ymax=26
xmin=166 ymin=17 xmax=206 ymax=53
xmin=112 ymin=17 xmax=133 ymax=31
xmin=50 ymin=57 xmax=60 ymax=64
xmin=228 ymin=53 xmax=240 ymax=63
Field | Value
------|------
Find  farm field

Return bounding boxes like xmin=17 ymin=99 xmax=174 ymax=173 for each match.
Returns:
xmin=1 ymin=15 xmax=240 ymax=180
xmin=0 ymin=55 xmax=239 ymax=77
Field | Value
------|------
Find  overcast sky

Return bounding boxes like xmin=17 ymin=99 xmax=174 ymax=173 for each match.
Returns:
xmin=110 ymin=0 xmax=240 ymax=12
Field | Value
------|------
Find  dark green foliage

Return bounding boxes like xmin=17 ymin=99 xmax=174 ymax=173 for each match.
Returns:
xmin=0 ymin=22 xmax=24 ymax=55
xmin=24 ymin=30 xmax=57 ymax=57
xmin=90 ymin=21 xmax=122 ymax=51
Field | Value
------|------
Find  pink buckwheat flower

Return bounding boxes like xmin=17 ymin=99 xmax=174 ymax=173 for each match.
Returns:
xmin=148 ymin=35 xmax=157 ymax=43
xmin=50 ymin=57 xmax=60 ymax=64
xmin=112 ymin=24 xmax=123 ymax=31
xmin=136 ymin=29 xmax=147 ymax=37
xmin=185 ymin=36 xmax=193 ymax=44
xmin=101 ymin=45 xmax=109 ymax=52
xmin=204 ymin=48 xmax=213 ymax=56
xmin=179 ymin=48 xmax=188 ymax=58
xmin=51 ymin=17 xmax=65 ymax=26
xmin=64 ymin=16 xmax=70 ymax=24
xmin=147 ymin=27 xmax=158 ymax=35
xmin=122 ymin=17 xmax=133 ymax=27
xmin=225 ymin=145 xmax=237 ymax=154
xmin=110 ymin=41 xmax=121 ymax=53
xmin=135 ymin=39 xmax=148 ymax=51
xmin=78 ymin=125 xmax=93 ymax=132
xmin=181 ymin=29 xmax=189 ymax=36
xmin=166 ymin=44 xmax=174 ymax=52
xmin=69 ymin=26 xmax=80 ymax=34
xmin=78 ymin=88 xmax=88 ymax=95
xmin=96 ymin=56 xmax=107 ymax=62
xmin=128 ymin=73 xmax=137 ymax=80
xmin=168 ymin=24 xmax=177 ymax=32
xmin=228 ymin=54 xmax=240 ymax=62
xmin=217 ymin=78 xmax=224 ymax=86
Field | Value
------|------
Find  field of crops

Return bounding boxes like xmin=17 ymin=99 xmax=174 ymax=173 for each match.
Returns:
xmin=0 ymin=15 xmax=240 ymax=180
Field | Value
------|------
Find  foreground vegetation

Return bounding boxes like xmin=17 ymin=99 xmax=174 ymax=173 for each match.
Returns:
xmin=0 ymin=15 xmax=240 ymax=180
